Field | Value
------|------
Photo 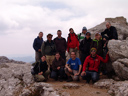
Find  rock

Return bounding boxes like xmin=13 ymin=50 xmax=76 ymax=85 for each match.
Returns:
xmin=94 ymin=79 xmax=115 ymax=89
xmin=112 ymin=58 xmax=128 ymax=80
xmin=108 ymin=40 xmax=128 ymax=62
xmin=61 ymin=92 xmax=70 ymax=96
xmin=63 ymin=83 xmax=80 ymax=89
xmin=88 ymin=16 xmax=128 ymax=40
xmin=94 ymin=79 xmax=128 ymax=96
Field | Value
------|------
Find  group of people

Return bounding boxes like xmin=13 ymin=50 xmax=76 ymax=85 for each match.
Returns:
xmin=32 ymin=22 xmax=118 ymax=83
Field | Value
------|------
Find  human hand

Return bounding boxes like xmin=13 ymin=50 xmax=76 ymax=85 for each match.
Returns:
xmin=38 ymin=49 xmax=41 ymax=52
xmin=57 ymin=67 xmax=60 ymax=70
xmin=38 ymin=72 xmax=43 ymax=75
xmin=74 ymin=73 xmax=79 ymax=76
xmin=68 ymin=68 xmax=73 ymax=73
xmin=81 ymin=71 xmax=86 ymax=76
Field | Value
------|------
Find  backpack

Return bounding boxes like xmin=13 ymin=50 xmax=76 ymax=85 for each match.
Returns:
xmin=78 ymin=33 xmax=82 ymax=41
xmin=31 ymin=61 xmax=40 ymax=75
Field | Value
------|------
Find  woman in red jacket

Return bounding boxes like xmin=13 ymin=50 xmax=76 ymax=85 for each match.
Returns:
xmin=81 ymin=48 xmax=109 ymax=83
xmin=67 ymin=28 xmax=79 ymax=58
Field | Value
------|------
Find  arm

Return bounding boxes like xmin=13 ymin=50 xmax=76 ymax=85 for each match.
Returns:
xmin=101 ymin=29 xmax=107 ymax=36
xmin=52 ymin=60 xmax=57 ymax=71
xmin=82 ymin=57 xmax=89 ymax=72
xmin=100 ymin=54 xmax=109 ymax=63
xmin=41 ymin=42 xmax=45 ymax=56
xmin=112 ymin=27 xmax=118 ymax=40
xmin=79 ymin=40 xmax=84 ymax=52
xmin=33 ymin=39 xmax=38 ymax=52
xmin=64 ymin=38 xmax=67 ymax=51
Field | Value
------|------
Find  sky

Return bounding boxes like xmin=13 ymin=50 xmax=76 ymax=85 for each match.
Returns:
xmin=0 ymin=0 xmax=128 ymax=58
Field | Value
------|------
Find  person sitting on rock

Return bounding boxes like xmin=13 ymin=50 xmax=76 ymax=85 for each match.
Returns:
xmin=101 ymin=22 xmax=118 ymax=40
xmin=81 ymin=48 xmax=109 ymax=83
xmin=33 ymin=56 xmax=50 ymax=82
xmin=51 ymin=52 xmax=66 ymax=82
xmin=65 ymin=51 xmax=82 ymax=82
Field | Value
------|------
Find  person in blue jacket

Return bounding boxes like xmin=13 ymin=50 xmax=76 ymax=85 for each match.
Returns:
xmin=33 ymin=32 xmax=43 ymax=62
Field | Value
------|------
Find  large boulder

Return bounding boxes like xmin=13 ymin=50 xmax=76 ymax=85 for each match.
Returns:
xmin=94 ymin=79 xmax=128 ymax=96
xmin=88 ymin=16 xmax=128 ymax=40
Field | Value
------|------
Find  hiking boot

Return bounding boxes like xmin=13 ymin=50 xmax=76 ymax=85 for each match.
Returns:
xmin=66 ymin=76 xmax=73 ymax=82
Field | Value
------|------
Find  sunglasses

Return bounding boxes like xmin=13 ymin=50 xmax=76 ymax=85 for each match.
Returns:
xmin=91 ymin=50 xmax=96 ymax=52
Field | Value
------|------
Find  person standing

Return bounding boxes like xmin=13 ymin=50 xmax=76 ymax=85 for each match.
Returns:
xmin=33 ymin=32 xmax=43 ymax=62
xmin=101 ymin=22 xmax=118 ymax=40
xmin=41 ymin=34 xmax=56 ymax=70
xmin=67 ymin=28 xmax=79 ymax=58
xmin=77 ymin=26 xmax=87 ymax=43
xmin=65 ymin=51 xmax=82 ymax=82
xmin=54 ymin=30 xmax=67 ymax=60
xmin=79 ymin=32 xmax=92 ymax=65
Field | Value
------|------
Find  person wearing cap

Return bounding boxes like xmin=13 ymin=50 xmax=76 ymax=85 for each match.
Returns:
xmin=101 ymin=22 xmax=118 ymax=40
xmin=33 ymin=32 xmax=44 ymax=62
xmin=79 ymin=32 xmax=92 ymax=65
xmin=77 ymin=26 xmax=87 ymax=43
xmin=41 ymin=33 xmax=56 ymax=70
xmin=67 ymin=28 xmax=79 ymax=58
xmin=54 ymin=30 xmax=67 ymax=61
xmin=81 ymin=48 xmax=109 ymax=83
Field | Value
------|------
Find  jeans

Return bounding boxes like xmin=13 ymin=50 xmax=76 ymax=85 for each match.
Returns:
xmin=81 ymin=71 xmax=99 ymax=83
xmin=51 ymin=67 xmax=65 ymax=80
xmin=60 ymin=51 xmax=66 ymax=61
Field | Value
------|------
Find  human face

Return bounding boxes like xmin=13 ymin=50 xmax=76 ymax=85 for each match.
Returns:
xmin=69 ymin=29 xmax=74 ymax=33
xmin=86 ymin=33 xmax=91 ymax=39
xmin=95 ymin=34 xmax=101 ymax=40
xmin=106 ymin=23 xmax=111 ymax=29
xmin=82 ymin=30 xmax=87 ymax=34
xmin=39 ymin=32 xmax=43 ymax=38
xmin=71 ymin=52 xmax=76 ymax=59
xmin=55 ymin=53 xmax=60 ymax=60
xmin=41 ymin=56 xmax=46 ymax=61
xmin=57 ymin=31 xmax=62 ymax=37
xmin=47 ymin=36 xmax=52 ymax=41
xmin=91 ymin=50 xmax=96 ymax=57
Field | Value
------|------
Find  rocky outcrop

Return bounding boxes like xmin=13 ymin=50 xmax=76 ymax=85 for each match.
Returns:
xmin=0 ymin=56 xmax=25 ymax=64
xmin=107 ymin=40 xmax=128 ymax=80
xmin=88 ymin=16 xmax=128 ymax=40
xmin=0 ymin=62 xmax=60 ymax=96
xmin=94 ymin=79 xmax=128 ymax=96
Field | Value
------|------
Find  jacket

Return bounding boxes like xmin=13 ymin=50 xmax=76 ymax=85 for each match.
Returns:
xmin=79 ymin=37 xmax=92 ymax=55
xmin=33 ymin=36 xmax=43 ymax=52
xmin=82 ymin=54 xmax=109 ymax=72
xmin=67 ymin=33 xmax=79 ymax=52
xmin=41 ymin=40 xmax=56 ymax=56
xmin=54 ymin=37 xmax=67 ymax=53
xmin=91 ymin=39 xmax=104 ymax=57
xmin=33 ymin=60 xmax=48 ymax=74
xmin=101 ymin=26 xmax=118 ymax=40
xmin=52 ymin=57 xmax=65 ymax=71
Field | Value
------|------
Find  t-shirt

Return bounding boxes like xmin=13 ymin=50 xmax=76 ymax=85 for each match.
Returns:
xmin=67 ymin=58 xmax=81 ymax=70
xmin=77 ymin=33 xmax=86 ymax=42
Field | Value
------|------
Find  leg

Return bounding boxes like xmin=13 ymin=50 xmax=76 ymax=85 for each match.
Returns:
xmin=65 ymin=68 xmax=73 ymax=82
xmin=75 ymin=50 xmax=79 ymax=58
xmin=43 ymin=70 xmax=51 ymax=80
xmin=91 ymin=72 xmax=99 ymax=83
xmin=81 ymin=71 xmax=91 ymax=83
xmin=35 ymin=52 xmax=41 ymax=62
xmin=69 ymin=48 xmax=74 ymax=58
xmin=72 ymin=70 xmax=79 ymax=81
xmin=51 ymin=71 xmax=58 ymax=80
xmin=58 ymin=67 xmax=65 ymax=79
xmin=49 ymin=55 xmax=55 ymax=71
xmin=60 ymin=52 xmax=66 ymax=61
xmin=46 ymin=55 xmax=50 ymax=70
xmin=34 ymin=74 xmax=45 ymax=82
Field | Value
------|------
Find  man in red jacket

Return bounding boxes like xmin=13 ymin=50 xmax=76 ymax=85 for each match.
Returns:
xmin=81 ymin=48 xmax=109 ymax=83
xmin=67 ymin=28 xmax=79 ymax=58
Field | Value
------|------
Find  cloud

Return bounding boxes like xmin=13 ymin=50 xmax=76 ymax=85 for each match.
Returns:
xmin=0 ymin=0 xmax=128 ymax=57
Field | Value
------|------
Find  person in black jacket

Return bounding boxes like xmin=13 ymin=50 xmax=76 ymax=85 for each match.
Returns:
xmin=101 ymin=22 xmax=118 ymax=40
xmin=34 ymin=56 xmax=50 ymax=82
xmin=51 ymin=52 xmax=66 ymax=82
xmin=79 ymin=32 xmax=92 ymax=65
xmin=54 ymin=30 xmax=67 ymax=61
xmin=33 ymin=32 xmax=44 ymax=62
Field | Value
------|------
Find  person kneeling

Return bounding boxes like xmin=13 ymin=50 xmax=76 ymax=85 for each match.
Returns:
xmin=33 ymin=56 xmax=50 ymax=82
xmin=81 ymin=48 xmax=109 ymax=83
xmin=51 ymin=52 xmax=66 ymax=82
xmin=65 ymin=51 xmax=82 ymax=82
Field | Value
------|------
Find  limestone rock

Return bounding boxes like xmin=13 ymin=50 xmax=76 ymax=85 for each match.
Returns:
xmin=112 ymin=58 xmax=128 ymax=80
xmin=63 ymin=83 xmax=80 ymax=89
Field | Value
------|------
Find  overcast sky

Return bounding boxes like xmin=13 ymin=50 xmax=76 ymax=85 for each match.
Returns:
xmin=0 ymin=0 xmax=128 ymax=57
